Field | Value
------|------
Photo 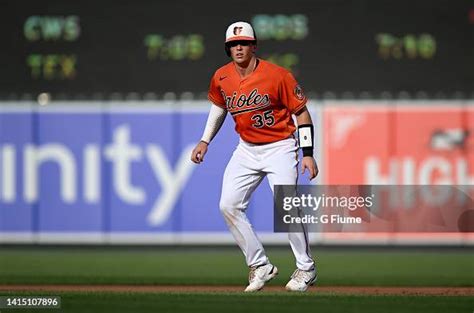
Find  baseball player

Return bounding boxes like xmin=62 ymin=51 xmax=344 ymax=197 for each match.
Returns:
xmin=191 ymin=21 xmax=318 ymax=292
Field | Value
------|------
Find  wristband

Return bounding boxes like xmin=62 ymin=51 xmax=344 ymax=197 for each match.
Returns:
xmin=297 ymin=124 xmax=314 ymax=157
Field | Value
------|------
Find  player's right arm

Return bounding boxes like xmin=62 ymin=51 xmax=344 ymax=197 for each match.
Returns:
xmin=191 ymin=104 xmax=227 ymax=164
xmin=191 ymin=71 xmax=228 ymax=164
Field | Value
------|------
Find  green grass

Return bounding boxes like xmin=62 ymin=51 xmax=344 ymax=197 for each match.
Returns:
xmin=0 ymin=291 xmax=472 ymax=313
xmin=0 ymin=247 xmax=472 ymax=286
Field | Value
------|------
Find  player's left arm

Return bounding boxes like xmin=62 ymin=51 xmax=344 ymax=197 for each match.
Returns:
xmin=294 ymin=107 xmax=319 ymax=180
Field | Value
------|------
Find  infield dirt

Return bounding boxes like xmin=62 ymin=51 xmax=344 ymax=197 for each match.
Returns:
xmin=1 ymin=285 xmax=473 ymax=296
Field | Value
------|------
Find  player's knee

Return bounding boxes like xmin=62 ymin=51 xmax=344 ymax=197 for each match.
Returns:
xmin=219 ymin=198 xmax=242 ymax=215
xmin=219 ymin=199 xmax=233 ymax=214
xmin=219 ymin=199 xmax=245 ymax=226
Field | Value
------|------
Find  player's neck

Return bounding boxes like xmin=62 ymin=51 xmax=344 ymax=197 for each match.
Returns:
xmin=234 ymin=56 xmax=257 ymax=79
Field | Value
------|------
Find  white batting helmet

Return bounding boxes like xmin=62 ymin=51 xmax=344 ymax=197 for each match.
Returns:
xmin=224 ymin=21 xmax=257 ymax=56
xmin=225 ymin=21 xmax=256 ymax=42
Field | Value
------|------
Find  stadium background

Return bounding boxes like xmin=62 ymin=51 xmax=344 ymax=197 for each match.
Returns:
xmin=0 ymin=0 xmax=473 ymax=312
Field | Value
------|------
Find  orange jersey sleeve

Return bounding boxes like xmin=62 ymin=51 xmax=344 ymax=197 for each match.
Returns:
xmin=207 ymin=73 xmax=226 ymax=109
xmin=278 ymin=71 xmax=307 ymax=114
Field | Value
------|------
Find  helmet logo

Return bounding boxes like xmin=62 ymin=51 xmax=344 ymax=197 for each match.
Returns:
xmin=233 ymin=27 xmax=243 ymax=35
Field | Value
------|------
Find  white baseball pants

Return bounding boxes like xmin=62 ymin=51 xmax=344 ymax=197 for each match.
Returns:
xmin=219 ymin=137 xmax=315 ymax=271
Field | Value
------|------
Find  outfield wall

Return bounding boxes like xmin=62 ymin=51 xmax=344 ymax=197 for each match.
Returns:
xmin=0 ymin=101 xmax=472 ymax=245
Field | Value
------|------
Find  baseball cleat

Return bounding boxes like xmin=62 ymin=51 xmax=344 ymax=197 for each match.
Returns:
xmin=244 ymin=263 xmax=278 ymax=292
xmin=285 ymin=268 xmax=317 ymax=292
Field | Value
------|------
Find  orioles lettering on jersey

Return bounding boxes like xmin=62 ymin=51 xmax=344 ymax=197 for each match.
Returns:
xmin=222 ymin=88 xmax=271 ymax=115
xmin=208 ymin=59 xmax=307 ymax=144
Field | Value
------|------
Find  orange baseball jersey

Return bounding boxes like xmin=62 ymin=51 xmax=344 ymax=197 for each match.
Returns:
xmin=208 ymin=59 xmax=307 ymax=144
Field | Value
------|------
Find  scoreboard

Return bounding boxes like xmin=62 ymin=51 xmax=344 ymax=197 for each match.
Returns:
xmin=0 ymin=0 xmax=473 ymax=98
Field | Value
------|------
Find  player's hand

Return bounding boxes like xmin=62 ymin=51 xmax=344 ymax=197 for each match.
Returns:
xmin=301 ymin=156 xmax=319 ymax=180
xmin=191 ymin=141 xmax=209 ymax=164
